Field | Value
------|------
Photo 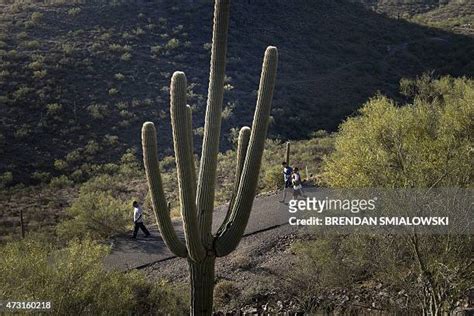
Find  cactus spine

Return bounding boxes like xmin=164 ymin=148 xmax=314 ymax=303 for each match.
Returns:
xmin=141 ymin=0 xmax=278 ymax=314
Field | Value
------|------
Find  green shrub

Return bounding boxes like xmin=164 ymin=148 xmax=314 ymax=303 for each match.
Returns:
xmin=120 ymin=52 xmax=131 ymax=61
xmin=54 ymin=159 xmax=68 ymax=171
xmin=119 ymin=149 xmax=141 ymax=176
xmin=84 ymin=140 xmax=101 ymax=156
xmin=213 ymin=280 xmax=240 ymax=309
xmin=14 ymin=124 xmax=31 ymax=138
xmin=0 ymin=171 xmax=13 ymax=188
xmin=165 ymin=38 xmax=180 ymax=50
xmin=30 ymin=12 xmax=43 ymax=24
xmin=33 ymin=69 xmax=47 ymax=79
xmin=46 ymin=103 xmax=62 ymax=115
xmin=56 ymin=190 xmax=129 ymax=241
xmin=28 ymin=61 xmax=43 ymax=70
xmin=67 ymin=7 xmax=81 ymax=16
xmin=49 ymin=175 xmax=73 ymax=189
xmin=114 ymin=73 xmax=125 ymax=80
xmin=0 ymin=238 xmax=188 ymax=315
xmin=150 ymin=45 xmax=162 ymax=55
xmin=262 ymin=165 xmax=282 ymax=191
xmin=108 ymin=88 xmax=118 ymax=96
xmin=322 ymin=75 xmax=473 ymax=188
xmin=31 ymin=171 xmax=51 ymax=183
xmin=87 ymin=103 xmax=109 ymax=119
xmin=296 ymin=75 xmax=474 ymax=314
xmin=24 ymin=40 xmax=40 ymax=49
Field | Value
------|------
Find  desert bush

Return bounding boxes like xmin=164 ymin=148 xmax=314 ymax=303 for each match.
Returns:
xmin=30 ymin=12 xmax=43 ymax=24
xmin=230 ymin=253 xmax=253 ymax=271
xmin=67 ymin=7 xmax=81 ymax=16
xmin=165 ymin=38 xmax=179 ymax=50
xmin=49 ymin=175 xmax=73 ymax=189
xmin=119 ymin=149 xmax=141 ymax=176
xmin=213 ymin=280 xmax=241 ymax=309
xmin=114 ymin=73 xmax=125 ymax=81
xmin=66 ymin=149 xmax=81 ymax=163
xmin=322 ymin=75 xmax=473 ymax=188
xmin=293 ymin=75 xmax=474 ymax=314
xmin=56 ymin=190 xmax=129 ymax=241
xmin=33 ymin=69 xmax=47 ymax=79
xmin=84 ymin=140 xmax=101 ymax=156
xmin=108 ymin=88 xmax=118 ymax=96
xmin=54 ymin=159 xmax=68 ymax=171
xmin=133 ymin=27 xmax=145 ymax=35
xmin=17 ymin=32 xmax=28 ymax=40
xmin=103 ymin=134 xmax=119 ymax=146
xmin=221 ymin=104 xmax=233 ymax=120
xmin=151 ymin=44 xmax=162 ymax=55
xmin=27 ymin=60 xmax=43 ymax=70
xmin=46 ymin=103 xmax=62 ymax=115
xmin=262 ymin=165 xmax=282 ymax=191
xmin=79 ymin=174 xmax=127 ymax=196
xmin=24 ymin=40 xmax=40 ymax=49
xmin=31 ymin=171 xmax=51 ymax=183
xmin=120 ymin=52 xmax=131 ymax=61
xmin=87 ymin=103 xmax=109 ymax=119
xmin=14 ymin=124 xmax=31 ymax=138
xmin=0 ymin=171 xmax=13 ymax=188
xmin=70 ymin=169 xmax=84 ymax=183
xmin=0 ymin=238 xmax=188 ymax=315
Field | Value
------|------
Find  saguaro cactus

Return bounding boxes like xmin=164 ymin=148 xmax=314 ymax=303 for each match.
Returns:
xmin=141 ymin=1 xmax=277 ymax=314
xmin=285 ymin=141 xmax=291 ymax=165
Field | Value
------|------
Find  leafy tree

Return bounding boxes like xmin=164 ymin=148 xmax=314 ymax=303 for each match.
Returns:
xmin=322 ymin=75 xmax=473 ymax=188
xmin=296 ymin=76 xmax=474 ymax=315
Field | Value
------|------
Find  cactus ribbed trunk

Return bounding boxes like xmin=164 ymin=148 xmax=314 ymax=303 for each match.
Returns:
xmin=189 ymin=257 xmax=216 ymax=316
xmin=197 ymin=0 xmax=230 ymax=248
xmin=286 ymin=141 xmax=290 ymax=165
xmin=141 ymin=1 xmax=278 ymax=314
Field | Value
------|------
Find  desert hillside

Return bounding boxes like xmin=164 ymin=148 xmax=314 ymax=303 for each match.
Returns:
xmin=0 ymin=0 xmax=473 ymax=184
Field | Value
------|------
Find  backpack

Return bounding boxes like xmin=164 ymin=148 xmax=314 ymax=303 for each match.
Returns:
xmin=292 ymin=172 xmax=301 ymax=186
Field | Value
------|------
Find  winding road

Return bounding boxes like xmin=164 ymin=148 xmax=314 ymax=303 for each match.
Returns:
xmin=104 ymin=187 xmax=321 ymax=271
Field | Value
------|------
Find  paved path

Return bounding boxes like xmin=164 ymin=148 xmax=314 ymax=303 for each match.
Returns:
xmin=104 ymin=187 xmax=320 ymax=270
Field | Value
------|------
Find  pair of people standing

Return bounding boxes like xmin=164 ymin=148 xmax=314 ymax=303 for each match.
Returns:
xmin=280 ymin=162 xmax=305 ymax=203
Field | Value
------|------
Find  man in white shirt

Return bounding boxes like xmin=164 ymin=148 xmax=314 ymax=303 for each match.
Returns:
xmin=132 ymin=201 xmax=150 ymax=238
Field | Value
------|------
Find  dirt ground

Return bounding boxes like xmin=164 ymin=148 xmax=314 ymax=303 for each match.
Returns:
xmin=142 ymin=224 xmax=313 ymax=313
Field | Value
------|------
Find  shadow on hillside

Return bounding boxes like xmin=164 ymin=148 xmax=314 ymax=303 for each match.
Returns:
xmin=203 ymin=0 xmax=474 ymax=140
xmin=1 ymin=0 xmax=473 ymax=183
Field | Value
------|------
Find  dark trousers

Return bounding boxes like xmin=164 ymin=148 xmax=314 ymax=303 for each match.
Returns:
xmin=133 ymin=222 xmax=150 ymax=237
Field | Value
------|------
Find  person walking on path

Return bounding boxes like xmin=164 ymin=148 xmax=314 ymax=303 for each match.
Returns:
xmin=280 ymin=161 xmax=293 ymax=203
xmin=132 ymin=201 xmax=150 ymax=238
xmin=292 ymin=167 xmax=305 ymax=199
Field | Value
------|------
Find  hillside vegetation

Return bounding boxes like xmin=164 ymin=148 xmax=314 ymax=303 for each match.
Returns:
xmin=0 ymin=0 xmax=473 ymax=185
xmin=289 ymin=75 xmax=473 ymax=314
xmin=355 ymin=0 xmax=473 ymax=35
xmin=0 ymin=133 xmax=333 ymax=241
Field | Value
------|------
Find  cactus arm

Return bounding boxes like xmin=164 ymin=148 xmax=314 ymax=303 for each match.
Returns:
xmin=141 ymin=122 xmax=188 ymax=258
xmin=196 ymin=0 xmax=231 ymax=247
xmin=216 ymin=126 xmax=251 ymax=236
xmin=186 ymin=105 xmax=197 ymax=197
xmin=215 ymin=46 xmax=278 ymax=257
xmin=170 ymin=72 xmax=206 ymax=262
